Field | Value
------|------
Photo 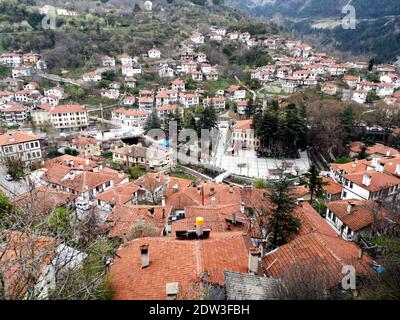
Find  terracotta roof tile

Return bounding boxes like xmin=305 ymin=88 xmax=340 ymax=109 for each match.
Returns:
xmin=326 ymin=199 xmax=395 ymax=231
xmin=0 ymin=131 xmax=39 ymax=146
xmin=106 ymin=204 xmax=171 ymax=238
xmin=109 ymin=232 xmax=248 ymax=299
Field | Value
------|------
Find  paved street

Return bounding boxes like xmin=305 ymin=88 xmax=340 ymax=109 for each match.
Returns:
xmin=210 ymin=122 xmax=310 ymax=179
xmin=0 ymin=165 xmax=29 ymax=197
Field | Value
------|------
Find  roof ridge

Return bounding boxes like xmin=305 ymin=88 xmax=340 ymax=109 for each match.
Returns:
xmin=312 ymin=232 xmax=344 ymax=265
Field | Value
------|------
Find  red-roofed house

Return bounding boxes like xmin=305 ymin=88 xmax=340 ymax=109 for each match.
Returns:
xmin=261 ymin=202 xmax=373 ymax=289
xmin=230 ymin=120 xmax=260 ymax=151
xmin=49 ymin=104 xmax=88 ymax=132
xmin=0 ymin=131 xmax=42 ymax=165
xmin=325 ymin=199 xmax=397 ymax=241
xmin=66 ymin=135 xmax=101 ymax=157
xmin=342 ymin=170 xmax=400 ymax=201
xmin=109 ymin=232 xmax=249 ymax=300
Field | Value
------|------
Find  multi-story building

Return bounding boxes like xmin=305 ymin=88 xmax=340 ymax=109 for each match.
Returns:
xmin=0 ymin=131 xmax=42 ymax=166
xmin=111 ymin=108 xmax=151 ymax=128
xmin=341 ymin=170 xmax=400 ymax=202
xmin=2 ymin=104 xmax=28 ymax=123
xmin=66 ymin=135 xmax=101 ymax=158
xmin=230 ymin=120 xmax=260 ymax=151
xmin=112 ymin=143 xmax=172 ymax=170
xmin=49 ymin=104 xmax=88 ymax=132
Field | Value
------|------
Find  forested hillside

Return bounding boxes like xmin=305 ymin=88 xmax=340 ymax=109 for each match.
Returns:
xmin=226 ymin=0 xmax=400 ymax=63
xmin=0 ymin=0 xmax=279 ymax=72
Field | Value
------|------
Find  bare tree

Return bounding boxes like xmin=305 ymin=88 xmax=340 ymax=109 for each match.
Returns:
xmin=0 ymin=187 xmax=116 ymax=300
xmin=273 ymin=259 xmax=343 ymax=300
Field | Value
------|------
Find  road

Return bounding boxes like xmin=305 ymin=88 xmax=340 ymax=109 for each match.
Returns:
xmin=0 ymin=166 xmax=29 ymax=197
xmin=210 ymin=122 xmax=311 ymax=179
xmin=235 ymin=75 xmax=257 ymax=103
xmin=37 ymin=71 xmax=83 ymax=87
xmin=37 ymin=66 xmax=117 ymax=87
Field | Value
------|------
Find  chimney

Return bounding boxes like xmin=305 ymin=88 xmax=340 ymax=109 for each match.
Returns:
xmin=68 ymin=171 xmax=75 ymax=180
xmin=161 ymin=196 xmax=166 ymax=206
xmin=156 ymin=175 xmax=161 ymax=182
xmin=232 ymin=212 xmax=236 ymax=224
xmin=378 ymin=163 xmax=384 ymax=173
xmin=347 ymin=201 xmax=356 ymax=214
xmin=173 ymin=183 xmax=179 ymax=193
xmin=240 ymin=201 xmax=245 ymax=214
xmin=197 ymin=186 xmax=202 ymax=195
xmin=85 ymin=159 xmax=90 ymax=166
xmin=229 ymin=185 xmax=234 ymax=193
xmin=8 ymin=133 xmax=14 ymax=142
xmin=195 ymin=216 xmax=204 ymax=237
xmin=140 ymin=244 xmax=150 ymax=268
xmin=209 ymin=187 xmax=215 ymax=196
xmin=362 ymin=173 xmax=372 ymax=187
xmin=118 ymin=171 xmax=124 ymax=179
xmin=358 ymin=248 xmax=364 ymax=259
xmin=386 ymin=150 xmax=391 ymax=157
xmin=248 ymin=247 xmax=260 ymax=274
xmin=211 ymin=197 xmax=216 ymax=207
xmin=166 ymin=282 xmax=179 ymax=300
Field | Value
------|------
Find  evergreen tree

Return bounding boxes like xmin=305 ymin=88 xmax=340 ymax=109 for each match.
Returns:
xmin=244 ymin=101 xmax=257 ymax=119
xmin=166 ymin=110 xmax=182 ymax=133
xmin=359 ymin=145 xmax=368 ymax=160
xmin=198 ymin=106 xmax=217 ymax=132
xmin=368 ymin=58 xmax=375 ymax=72
xmin=265 ymin=178 xmax=300 ymax=247
xmin=302 ymin=162 xmax=328 ymax=204
xmin=144 ymin=110 xmax=161 ymax=133
xmin=339 ymin=106 xmax=355 ymax=143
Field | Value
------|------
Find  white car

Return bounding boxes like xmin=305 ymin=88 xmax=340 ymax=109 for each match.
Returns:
xmin=5 ymin=174 xmax=13 ymax=181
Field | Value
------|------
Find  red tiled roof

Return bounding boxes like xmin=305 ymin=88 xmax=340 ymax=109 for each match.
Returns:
xmin=262 ymin=231 xmax=373 ymax=289
xmin=166 ymin=176 xmax=193 ymax=197
xmin=0 ymin=230 xmax=58 ymax=299
xmin=367 ymin=143 xmax=399 ymax=156
xmin=49 ymin=104 xmax=86 ymax=114
xmin=322 ymin=177 xmax=343 ymax=195
xmin=134 ymin=172 xmax=169 ymax=192
xmin=156 ymin=105 xmax=177 ymax=112
xmin=330 ymin=159 xmax=370 ymax=175
xmin=166 ymin=182 xmax=242 ymax=210
xmin=3 ymin=105 xmax=26 ymax=112
xmin=13 ymin=186 xmax=76 ymax=216
xmin=96 ymin=182 xmax=139 ymax=206
xmin=106 ymin=204 xmax=171 ymax=238
xmin=109 ymin=232 xmax=249 ymax=299
xmin=233 ymin=120 xmax=253 ymax=132
xmin=344 ymin=170 xmax=400 ymax=192
xmin=0 ymin=131 xmax=39 ymax=146
xmin=326 ymin=199 xmax=395 ymax=231
xmin=43 ymin=155 xmax=98 ymax=170
xmin=70 ymin=136 xmax=98 ymax=146
xmin=172 ymin=204 xmax=248 ymax=235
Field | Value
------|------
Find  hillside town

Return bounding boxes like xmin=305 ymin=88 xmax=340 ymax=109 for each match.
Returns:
xmin=0 ymin=0 xmax=399 ymax=301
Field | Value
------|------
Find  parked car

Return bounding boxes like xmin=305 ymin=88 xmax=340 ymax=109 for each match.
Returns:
xmin=5 ymin=174 xmax=13 ymax=181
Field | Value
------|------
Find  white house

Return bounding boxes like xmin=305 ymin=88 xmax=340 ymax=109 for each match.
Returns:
xmin=0 ymin=131 xmax=42 ymax=166
xmin=82 ymin=71 xmax=101 ymax=82
xmin=159 ymin=64 xmax=174 ymax=78
xmin=148 ymin=48 xmax=161 ymax=59
xmin=341 ymin=170 xmax=400 ymax=202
